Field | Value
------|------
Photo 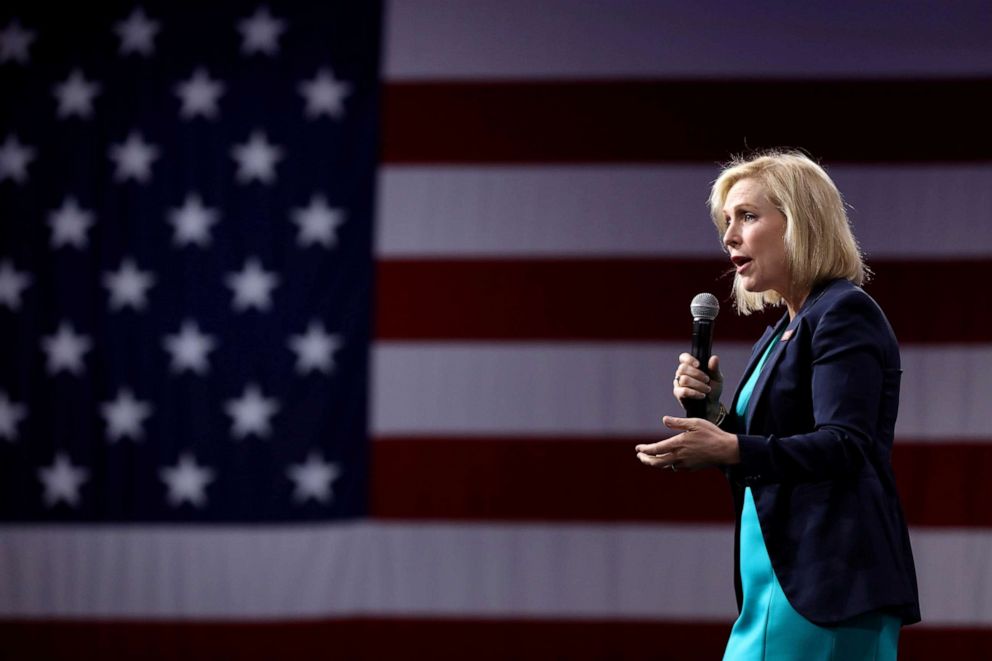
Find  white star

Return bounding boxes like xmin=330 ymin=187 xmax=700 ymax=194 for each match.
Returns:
xmin=108 ymin=131 xmax=159 ymax=183
xmin=286 ymin=451 xmax=340 ymax=505
xmin=225 ymin=257 xmax=280 ymax=312
xmin=162 ymin=320 xmax=217 ymax=374
xmin=230 ymin=131 xmax=283 ymax=184
xmin=288 ymin=321 xmax=341 ymax=375
xmin=115 ymin=7 xmax=160 ymax=56
xmin=100 ymin=387 xmax=153 ymax=442
xmin=41 ymin=322 xmax=92 ymax=375
xmin=38 ymin=452 xmax=88 ymax=508
xmin=102 ymin=258 xmax=156 ymax=311
xmin=298 ymin=68 xmax=351 ymax=120
xmin=48 ymin=197 xmax=95 ymax=249
xmin=290 ymin=195 xmax=345 ymax=248
xmin=237 ymin=6 xmax=287 ymax=56
xmin=52 ymin=69 xmax=101 ymax=119
xmin=0 ymin=134 xmax=36 ymax=184
xmin=0 ymin=20 xmax=35 ymax=64
xmin=0 ymin=259 xmax=32 ymax=309
xmin=0 ymin=391 xmax=27 ymax=441
xmin=225 ymin=383 xmax=279 ymax=440
xmin=175 ymin=68 xmax=225 ymax=120
xmin=167 ymin=193 xmax=219 ymax=247
xmin=160 ymin=452 xmax=215 ymax=508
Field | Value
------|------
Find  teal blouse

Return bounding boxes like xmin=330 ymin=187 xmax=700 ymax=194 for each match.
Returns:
xmin=722 ymin=331 xmax=900 ymax=660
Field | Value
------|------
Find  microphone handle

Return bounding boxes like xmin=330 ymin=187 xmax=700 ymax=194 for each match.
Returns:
xmin=683 ymin=318 xmax=713 ymax=419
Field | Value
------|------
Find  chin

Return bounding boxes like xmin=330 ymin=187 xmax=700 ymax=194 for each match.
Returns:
xmin=736 ymin=273 xmax=774 ymax=295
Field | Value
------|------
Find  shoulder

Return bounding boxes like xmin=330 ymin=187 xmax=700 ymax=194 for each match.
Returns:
xmin=805 ymin=279 xmax=899 ymax=362
xmin=806 ymin=279 xmax=889 ymax=328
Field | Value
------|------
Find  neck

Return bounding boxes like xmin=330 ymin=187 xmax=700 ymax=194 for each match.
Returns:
xmin=783 ymin=288 xmax=810 ymax=320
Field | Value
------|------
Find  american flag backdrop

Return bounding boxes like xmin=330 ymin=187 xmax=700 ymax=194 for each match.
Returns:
xmin=0 ymin=0 xmax=378 ymax=525
xmin=2 ymin=1 xmax=992 ymax=659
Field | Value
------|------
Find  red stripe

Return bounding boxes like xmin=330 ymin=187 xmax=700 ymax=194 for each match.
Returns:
xmin=1 ymin=618 xmax=987 ymax=660
xmin=375 ymin=258 xmax=992 ymax=342
xmin=371 ymin=438 xmax=992 ymax=528
xmin=371 ymin=436 xmax=732 ymax=523
xmin=381 ymin=80 xmax=992 ymax=164
xmin=893 ymin=443 xmax=992 ymax=529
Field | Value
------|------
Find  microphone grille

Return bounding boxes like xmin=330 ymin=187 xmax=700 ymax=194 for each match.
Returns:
xmin=690 ymin=292 xmax=720 ymax=320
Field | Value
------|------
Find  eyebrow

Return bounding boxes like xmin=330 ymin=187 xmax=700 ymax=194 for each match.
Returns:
xmin=721 ymin=203 xmax=758 ymax=217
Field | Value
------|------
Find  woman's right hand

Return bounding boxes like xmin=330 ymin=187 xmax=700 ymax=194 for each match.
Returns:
xmin=673 ymin=353 xmax=724 ymax=422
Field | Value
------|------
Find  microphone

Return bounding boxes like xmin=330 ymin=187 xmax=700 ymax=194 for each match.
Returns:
xmin=683 ymin=293 xmax=719 ymax=419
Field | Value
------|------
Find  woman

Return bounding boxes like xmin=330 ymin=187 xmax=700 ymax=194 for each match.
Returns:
xmin=635 ymin=150 xmax=920 ymax=659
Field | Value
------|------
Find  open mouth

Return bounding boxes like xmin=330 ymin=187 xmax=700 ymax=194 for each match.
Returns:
xmin=731 ymin=256 xmax=752 ymax=272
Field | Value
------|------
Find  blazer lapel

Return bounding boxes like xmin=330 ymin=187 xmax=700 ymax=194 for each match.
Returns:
xmin=744 ymin=315 xmax=792 ymax=433
xmin=746 ymin=325 xmax=776 ymax=368
xmin=741 ymin=279 xmax=840 ymax=433
xmin=729 ymin=320 xmax=780 ymax=423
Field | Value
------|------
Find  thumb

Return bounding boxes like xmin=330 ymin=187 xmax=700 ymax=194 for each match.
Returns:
xmin=663 ymin=415 xmax=695 ymax=431
xmin=708 ymin=354 xmax=723 ymax=383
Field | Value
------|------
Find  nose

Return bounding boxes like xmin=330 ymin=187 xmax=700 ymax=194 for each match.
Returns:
xmin=723 ymin=220 xmax=740 ymax=250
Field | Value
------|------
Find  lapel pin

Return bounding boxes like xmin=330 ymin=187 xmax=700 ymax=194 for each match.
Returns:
xmin=781 ymin=329 xmax=794 ymax=341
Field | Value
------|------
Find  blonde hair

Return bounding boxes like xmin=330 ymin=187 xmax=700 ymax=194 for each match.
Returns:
xmin=708 ymin=149 xmax=867 ymax=315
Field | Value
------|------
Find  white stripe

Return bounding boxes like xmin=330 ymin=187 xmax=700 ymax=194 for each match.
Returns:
xmin=912 ymin=527 xmax=992 ymax=626
xmin=371 ymin=343 xmax=992 ymax=440
xmin=0 ymin=523 xmax=984 ymax=626
xmin=384 ymin=0 xmax=992 ymax=80
xmin=0 ymin=523 xmax=735 ymax=619
xmin=376 ymin=166 xmax=992 ymax=257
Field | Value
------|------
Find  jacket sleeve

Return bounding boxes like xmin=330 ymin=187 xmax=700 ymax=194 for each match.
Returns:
xmin=732 ymin=290 xmax=891 ymax=484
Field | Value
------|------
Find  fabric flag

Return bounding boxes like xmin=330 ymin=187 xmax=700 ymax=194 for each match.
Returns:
xmin=0 ymin=2 xmax=378 ymax=521
xmin=2 ymin=1 xmax=992 ymax=660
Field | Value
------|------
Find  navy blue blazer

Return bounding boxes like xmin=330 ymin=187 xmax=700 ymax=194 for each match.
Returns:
xmin=721 ymin=278 xmax=920 ymax=626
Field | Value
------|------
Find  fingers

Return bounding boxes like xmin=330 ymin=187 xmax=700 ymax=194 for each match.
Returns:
xmin=636 ymin=435 xmax=693 ymax=470
xmin=674 ymin=374 xmax=710 ymax=395
xmin=635 ymin=438 xmax=674 ymax=456
xmin=678 ymin=352 xmax=704 ymax=372
xmin=638 ymin=418 xmax=724 ymax=471
xmin=673 ymin=382 xmax=706 ymax=401
xmin=637 ymin=452 xmax=703 ymax=472
xmin=674 ymin=353 xmax=712 ymax=399
xmin=665 ymin=415 xmax=719 ymax=431
xmin=636 ymin=439 xmax=688 ymax=470
xmin=636 ymin=451 xmax=675 ymax=467
xmin=635 ymin=438 xmax=679 ymax=468
xmin=662 ymin=416 xmax=695 ymax=432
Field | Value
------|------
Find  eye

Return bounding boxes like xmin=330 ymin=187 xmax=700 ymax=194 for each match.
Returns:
xmin=743 ymin=212 xmax=757 ymax=222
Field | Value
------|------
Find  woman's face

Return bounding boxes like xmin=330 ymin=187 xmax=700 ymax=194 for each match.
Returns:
xmin=721 ymin=178 xmax=791 ymax=296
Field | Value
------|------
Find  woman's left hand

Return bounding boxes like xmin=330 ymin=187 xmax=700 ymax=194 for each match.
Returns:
xmin=635 ymin=416 xmax=741 ymax=471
